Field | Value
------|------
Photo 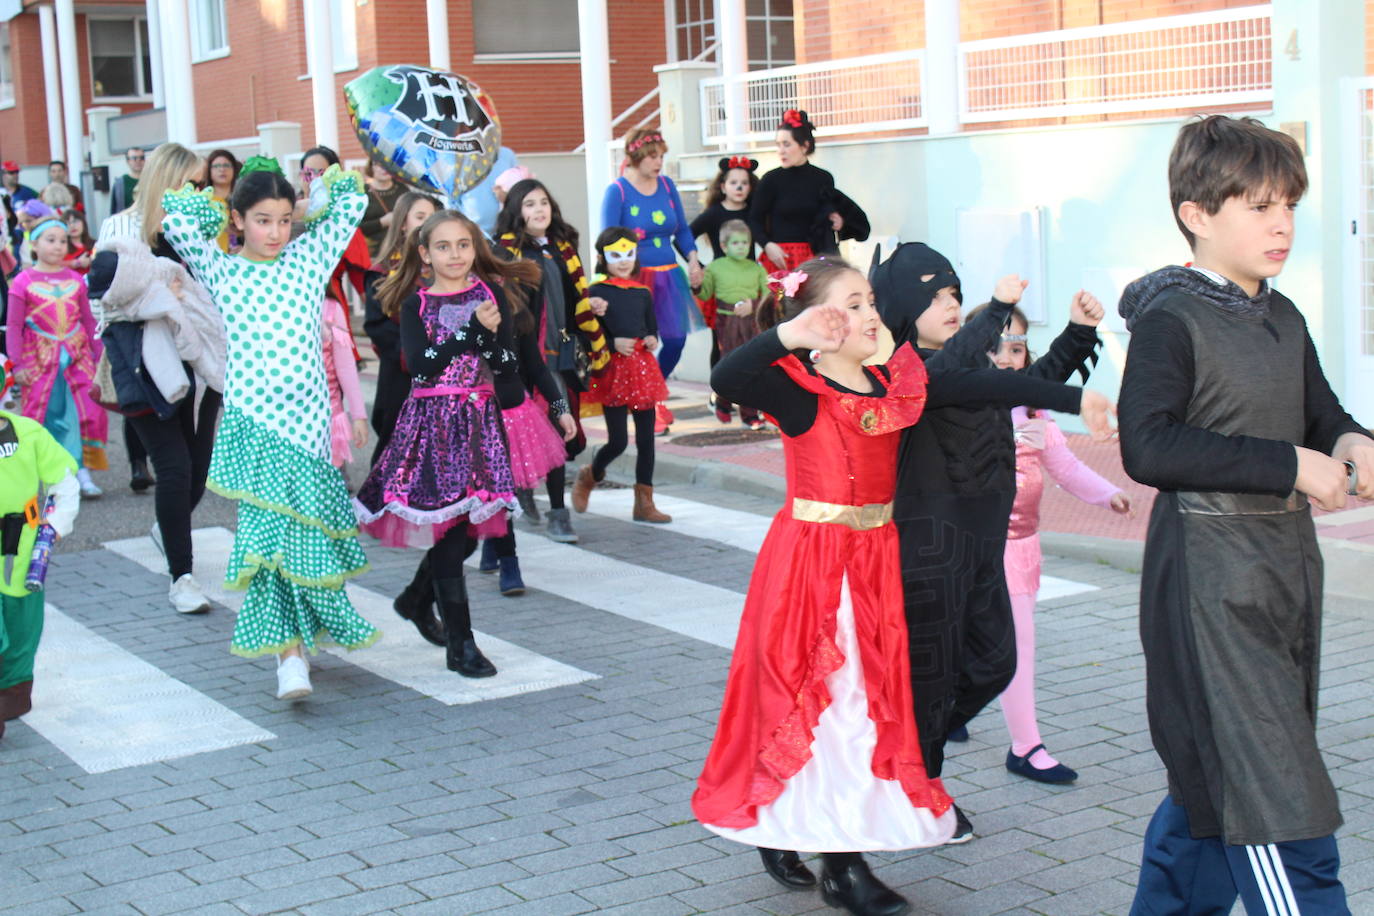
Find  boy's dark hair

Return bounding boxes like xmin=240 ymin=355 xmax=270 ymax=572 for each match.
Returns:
xmin=719 ymin=219 xmax=751 ymax=248
xmin=1168 ymin=115 xmax=1307 ymax=248
xmin=229 ymin=170 xmax=295 ymax=216
xmin=593 ymin=225 xmax=638 ymax=275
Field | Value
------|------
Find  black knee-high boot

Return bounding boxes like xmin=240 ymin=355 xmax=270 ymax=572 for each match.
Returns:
xmin=433 ymin=576 xmax=496 ymax=678
xmin=819 ymin=852 xmax=910 ymax=916
xmin=393 ymin=553 xmax=445 ymax=646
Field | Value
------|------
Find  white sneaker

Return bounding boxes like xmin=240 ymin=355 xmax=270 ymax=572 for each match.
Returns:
xmin=150 ymin=522 xmax=165 ymax=557
xmin=275 ymin=655 xmax=312 ymax=700
xmin=169 ymin=574 xmax=210 ymax=614
xmin=77 ymin=468 xmax=103 ymax=499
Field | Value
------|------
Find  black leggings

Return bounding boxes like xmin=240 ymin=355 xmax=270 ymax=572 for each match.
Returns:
xmin=128 ymin=389 xmax=222 ymax=580
xmin=124 ymin=416 xmax=147 ymax=466
xmin=592 ymin=406 xmax=654 ymax=486
xmin=545 ymin=464 xmax=566 ymax=511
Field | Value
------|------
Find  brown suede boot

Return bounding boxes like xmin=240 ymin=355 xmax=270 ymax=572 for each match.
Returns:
xmin=571 ymin=465 xmax=600 ymax=513
xmin=632 ymin=484 xmax=672 ymax=523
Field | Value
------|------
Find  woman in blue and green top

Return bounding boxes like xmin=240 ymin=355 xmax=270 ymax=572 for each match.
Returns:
xmin=600 ymin=127 xmax=704 ymax=432
xmin=160 ymin=157 xmax=379 ymax=702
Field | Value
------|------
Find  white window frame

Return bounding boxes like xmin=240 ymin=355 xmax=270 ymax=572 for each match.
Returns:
xmin=190 ymin=0 xmax=230 ymax=63
xmin=0 ymin=22 xmax=14 ymax=110
xmin=299 ymin=0 xmax=358 ymax=77
xmin=86 ymin=14 xmax=154 ymax=102
xmin=470 ymin=0 xmax=579 ymax=62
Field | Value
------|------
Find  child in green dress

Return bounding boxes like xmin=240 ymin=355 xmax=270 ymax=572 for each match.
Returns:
xmin=160 ymin=157 xmax=379 ymax=701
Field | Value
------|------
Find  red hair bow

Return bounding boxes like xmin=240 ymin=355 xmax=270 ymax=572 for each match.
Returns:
xmin=727 ymin=155 xmax=755 ymax=171
xmin=782 ymin=109 xmax=804 ymax=128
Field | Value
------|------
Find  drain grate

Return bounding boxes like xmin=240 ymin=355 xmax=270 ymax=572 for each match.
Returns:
xmin=669 ymin=428 xmax=779 ymax=447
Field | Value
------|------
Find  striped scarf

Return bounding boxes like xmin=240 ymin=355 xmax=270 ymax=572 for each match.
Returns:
xmin=500 ymin=233 xmax=610 ymax=375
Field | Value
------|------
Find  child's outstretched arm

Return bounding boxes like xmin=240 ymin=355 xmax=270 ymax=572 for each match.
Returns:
xmin=1027 ymin=291 xmax=1103 ymax=384
xmin=711 ymin=325 xmax=831 ymax=437
xmin=1041 ymin=418 xmax=1130 ymax=513
xmin=295 ymin=166 xmax=368 ymax=273
xmin=925 ymin=275 xmax=1026 ymax=370
xmin=1119 ymin=308 xmax=1308 ymax=496
xmin=160 ymin=187 xmax=229 ymax=291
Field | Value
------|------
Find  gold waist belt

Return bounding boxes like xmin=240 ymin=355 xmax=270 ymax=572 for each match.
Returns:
xmin=791 ymin=498 xmax=893 ymax=531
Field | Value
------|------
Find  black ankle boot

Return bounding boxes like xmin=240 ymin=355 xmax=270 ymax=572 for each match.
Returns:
xmin=394 ymin=555 xmax=445 ymax=646
xmin=433 ymin=577 xmax=496 ymax=678
xmin=758 ymin=847 xmax=815 ymax=889
xmin=129 ymin=458 xmax=154 ymax=492
xmin=819 ymin=853 xmax=910 ymax=916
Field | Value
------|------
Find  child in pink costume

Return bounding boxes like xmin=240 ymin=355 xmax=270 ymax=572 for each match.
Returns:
xmin=321 ymin=297 xmax=367 ymax=468
xmin=994 ymin=308 xmax=1131 ymax=783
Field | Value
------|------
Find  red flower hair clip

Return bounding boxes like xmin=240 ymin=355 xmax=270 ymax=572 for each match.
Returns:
xmin=782 ymin=109 xmax=804 ymax=128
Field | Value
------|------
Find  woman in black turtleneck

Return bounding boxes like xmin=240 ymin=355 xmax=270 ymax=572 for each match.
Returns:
xmin=749 ymin=109 xmax=845 ymax=273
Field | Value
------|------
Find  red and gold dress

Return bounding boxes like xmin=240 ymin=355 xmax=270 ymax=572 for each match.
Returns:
xmin=692 ymin=332 xmax=955 ymax=851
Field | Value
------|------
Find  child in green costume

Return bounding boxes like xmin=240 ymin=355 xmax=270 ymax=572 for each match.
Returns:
xmin=696 ymin=219 xmax=769 ymax=428
xmin=0 ymin=362 xmax=80 ymax=740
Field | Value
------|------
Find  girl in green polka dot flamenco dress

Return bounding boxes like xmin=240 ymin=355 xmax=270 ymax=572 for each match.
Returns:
xmin=160 ymin=157 xmax=379 ymax=701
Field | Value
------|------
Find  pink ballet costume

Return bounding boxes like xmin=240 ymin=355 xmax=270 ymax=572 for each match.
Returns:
xmin=1002 ymin=406 xmax=1121 ymax=769
xmin=501 ymin=391 xmax=566 ymax=489
xmin=322 ymin=298 xmax=366 ymax=468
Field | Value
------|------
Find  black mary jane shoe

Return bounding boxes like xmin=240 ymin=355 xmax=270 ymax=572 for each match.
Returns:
xmin=758 ymin=847 xmax=816 ymax=889
xmin=819 ymin=856 xmax=910 ymax=916
xmin=1005 ymin=744 xmax=1078 ymax=784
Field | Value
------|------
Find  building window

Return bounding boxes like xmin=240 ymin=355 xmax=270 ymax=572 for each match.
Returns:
xmin=746 ymin=0 xmax=793 ymax=69
xmin=0 ymin=23 xmax=13 ymax=109
xmin=472 ymin=0 xmax=579 ymax=59
xmin=676 ymin=0 xmax=714 ymax=61
xmin=88 ymin=17 xmax=154 ymax=100
xmin=676 ymin=0 xmax=794 ymax=68
xmin=302 ymin=0 xmax=358 ymax=73
xmin=191 ymin=0 xmax=229 ymax=62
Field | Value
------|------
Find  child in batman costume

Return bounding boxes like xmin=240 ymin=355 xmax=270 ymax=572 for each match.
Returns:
xmin=873 ymin=243 xmax=1103 ymax=836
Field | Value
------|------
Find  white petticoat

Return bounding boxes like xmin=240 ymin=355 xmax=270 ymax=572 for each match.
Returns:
xmin=704 ymin=574 xmax=957 ymax=852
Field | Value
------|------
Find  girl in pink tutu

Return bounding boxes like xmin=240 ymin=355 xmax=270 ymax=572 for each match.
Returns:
xmin=354 ymin=209 xmax=539 ymax=677
xmin=571 ymin=227 xmax=672 ymax=524
xmin=476 ymin=280 xmax=578 ymax=596
xmin=321 ymin=297 xmax=368 ymax=469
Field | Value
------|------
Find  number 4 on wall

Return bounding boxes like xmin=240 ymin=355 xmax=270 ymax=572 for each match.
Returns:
xmin=1285 ymin=29 xmax=1300 ymax=61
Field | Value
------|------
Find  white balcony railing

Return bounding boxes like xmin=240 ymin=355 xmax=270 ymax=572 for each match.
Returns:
xmin=958 ymin=5 xmax=1272 ymax=123
xmin=699 ymin=50 xmax=927 ymax=147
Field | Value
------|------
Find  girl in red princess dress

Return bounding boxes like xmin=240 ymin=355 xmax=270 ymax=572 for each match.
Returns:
xmin=692 ymin=257 xmax=952 ymax=915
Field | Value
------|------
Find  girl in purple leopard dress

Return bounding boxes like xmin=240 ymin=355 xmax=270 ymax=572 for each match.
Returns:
xmin=355 ymin=210 xmax=540 ymax=677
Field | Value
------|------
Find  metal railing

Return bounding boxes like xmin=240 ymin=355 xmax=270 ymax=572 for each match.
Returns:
xmin=699 ymin=50 xmax=926 ymax=146
xmin=958 ymin=5 xmax=1272 ymax=123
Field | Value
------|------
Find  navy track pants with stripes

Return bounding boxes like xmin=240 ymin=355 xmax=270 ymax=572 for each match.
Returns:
xmin=1131 ymin=796 xmax=1348 ymax=915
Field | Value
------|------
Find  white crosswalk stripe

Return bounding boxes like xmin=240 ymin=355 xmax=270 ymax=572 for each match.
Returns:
xmin=562 ymin=489 xmax=1100 ymax=602
xmin=104 ymin=527 xmax=599 ymax=707
xmin=29 ymin=605 xmax=275 ymax=774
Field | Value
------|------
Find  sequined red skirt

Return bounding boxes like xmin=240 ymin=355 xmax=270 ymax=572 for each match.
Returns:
xmin=585 ymin=346 xmax=670 ymax=411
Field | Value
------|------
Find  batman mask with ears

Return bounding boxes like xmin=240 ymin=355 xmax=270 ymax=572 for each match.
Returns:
xmin=869 ymin=242 xmax=963 ymax=347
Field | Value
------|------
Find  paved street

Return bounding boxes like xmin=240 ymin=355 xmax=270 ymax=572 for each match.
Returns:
xmin=7 ymin=471 xmax=1374 ymax=915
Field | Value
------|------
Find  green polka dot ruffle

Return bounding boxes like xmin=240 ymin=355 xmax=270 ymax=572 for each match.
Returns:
xmin=161 ymin=185 xmax=227 ymax=240
xmin=229 ymin=567 xmax=380 ymax=659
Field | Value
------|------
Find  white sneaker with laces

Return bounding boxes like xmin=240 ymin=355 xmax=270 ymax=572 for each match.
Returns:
xmin=76 ymin=468 xmax=103 ymax=499
xmin=275 ymin=655 xmax=312 ymax=700
xmin=169 ymin=574 xmax=210 ymax=614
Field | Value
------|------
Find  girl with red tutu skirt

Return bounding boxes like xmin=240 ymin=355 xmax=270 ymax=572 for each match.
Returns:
xmin=571 ymin=227 xmax=672 ymax=524
xmin=354 ymin=210 xmax=539 ymax=678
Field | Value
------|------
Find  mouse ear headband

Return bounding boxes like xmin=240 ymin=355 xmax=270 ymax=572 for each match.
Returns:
xmin=718 ymin=155 xmax=759 ymax=173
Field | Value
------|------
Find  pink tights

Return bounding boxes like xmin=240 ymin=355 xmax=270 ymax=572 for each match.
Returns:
xmin=998 ymin=590 xmax=1060 ymax=769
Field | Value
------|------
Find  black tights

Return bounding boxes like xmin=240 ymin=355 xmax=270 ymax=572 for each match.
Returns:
xmin=592 ymin=406 xmax=654 ymax=486
xmin=545 ymin=464 xmax=566 ymax=511
xmin=128 ymin=389 xmax=221 ymax=580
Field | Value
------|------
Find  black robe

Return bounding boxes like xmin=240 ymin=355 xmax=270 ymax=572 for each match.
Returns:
xmin=1119 ymin=269 xmax=1370 ymax=844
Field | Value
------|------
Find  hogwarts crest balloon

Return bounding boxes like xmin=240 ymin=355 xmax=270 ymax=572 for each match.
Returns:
xmin=344 ymin=65 xmax=502 ymax=205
